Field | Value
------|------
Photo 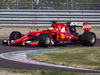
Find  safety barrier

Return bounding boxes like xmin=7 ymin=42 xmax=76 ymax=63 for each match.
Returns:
xmin=0 ymin=10 xmax=100 ymax=26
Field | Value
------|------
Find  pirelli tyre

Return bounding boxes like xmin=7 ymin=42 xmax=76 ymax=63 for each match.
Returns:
xmin=38 ymin=33 xmax=50 ymax=47
xmin=81 ymin=32 xmax=96 ymax=46
xmin=9 ymin=31 xmax=22 ymax=43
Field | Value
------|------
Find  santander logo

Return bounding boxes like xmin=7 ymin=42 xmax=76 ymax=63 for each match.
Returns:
xmin=83 ymin=25 xmax=91 ymax=29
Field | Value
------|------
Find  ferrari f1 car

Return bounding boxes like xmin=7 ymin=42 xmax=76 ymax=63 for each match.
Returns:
xmin=2 ymin=21 xmax=96 ymax=47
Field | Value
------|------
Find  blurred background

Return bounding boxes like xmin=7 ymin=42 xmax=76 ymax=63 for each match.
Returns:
xmin=0 ymin=0 xmax=100 ymax=10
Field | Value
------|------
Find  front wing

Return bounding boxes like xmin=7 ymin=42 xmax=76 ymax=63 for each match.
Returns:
xmin=2 ymin=39 xmax=73 ymax=46
xmin=2 ymin=40 xmax=39 ymax=46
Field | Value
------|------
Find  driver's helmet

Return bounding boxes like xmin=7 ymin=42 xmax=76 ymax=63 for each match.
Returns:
xmin=52 ymin=24 xmax=57 ymax=28
xmin=51 ymin=21 xmax=57 ymax=28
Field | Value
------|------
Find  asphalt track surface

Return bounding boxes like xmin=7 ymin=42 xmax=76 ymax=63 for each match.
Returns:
xmin=0 ymin=39 xmax=100 ymax=73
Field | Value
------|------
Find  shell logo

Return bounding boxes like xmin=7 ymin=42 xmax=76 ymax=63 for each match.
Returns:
xmin=61 ymin=34 xmax=65 ymax=39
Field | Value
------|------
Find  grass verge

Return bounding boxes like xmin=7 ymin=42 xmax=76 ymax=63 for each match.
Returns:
xmin=0 ymin=68 xmax=99 ymax=75
xmin=32 ymin=47 xmax=100 ymax=70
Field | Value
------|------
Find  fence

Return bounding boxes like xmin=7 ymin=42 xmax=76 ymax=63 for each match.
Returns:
xmin=0 ymin=0 xmax=100 ymax=10
xmin=0 ymin=10 xmax=100 ymax=26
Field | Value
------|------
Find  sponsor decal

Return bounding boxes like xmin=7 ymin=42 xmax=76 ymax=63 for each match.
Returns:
xmin=83 ymin=25 xmax=91 ymax=29
xmin=59 ymin=26 xmax=61 ymax=30
xmin=30 ymin=41 xmax=38 ymax=45
xmin=66 ymin=35 xmax=68 ymax=39
xmin=61 ymin=27 xmax=66 ymax=32
xmin=71 ymin=22 xmax=83 ymax=26
xmin=26 ymin=41 xmax=31 ymax=43
xmin=61 ymin=34 xmax=65 ymax=39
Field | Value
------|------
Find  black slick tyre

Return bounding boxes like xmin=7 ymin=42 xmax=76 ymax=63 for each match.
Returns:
xmin=81 ymin=32 xmax=96 ymax=46
xmin=9 ymin=31 xmax=22 ymax=43
xmin=38 ymin=33 xmax=50 ymax=47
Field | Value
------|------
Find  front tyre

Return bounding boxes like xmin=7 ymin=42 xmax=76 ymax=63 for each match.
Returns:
xmin=38 ymin=33 xmax=50 ymax=47
xmin=9 ymin=31 xmax=22 ymax=43
xmin=81 ymin=32 xmax=96 ymax=46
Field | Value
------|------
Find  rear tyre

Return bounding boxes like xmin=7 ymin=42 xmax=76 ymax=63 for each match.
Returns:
xmin=81 ymin=32 xmax=96 ymax=46
xmin=9 ymin=31 xmax=22 ymax=43
xmin=38 ymin=33 xmax=50 ymax=47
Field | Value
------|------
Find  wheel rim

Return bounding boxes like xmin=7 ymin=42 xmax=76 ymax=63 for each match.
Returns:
xmin=45 ymin=36 xmax=50 ymax=44
xmin=90 ymin=35 xmax=95 ymax=43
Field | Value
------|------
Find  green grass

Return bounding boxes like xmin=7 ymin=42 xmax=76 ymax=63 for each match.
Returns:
xmin=32 ymin=47 xmax=100 ymax=70
xmin=0 ymin=68 xmax=99 ymax=75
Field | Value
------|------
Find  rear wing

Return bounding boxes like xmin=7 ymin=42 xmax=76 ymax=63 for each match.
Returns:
xmin=70 ymin=22 xmax=92 ymax=32
xmin=70 ymin=22 xmax=84 ymax=26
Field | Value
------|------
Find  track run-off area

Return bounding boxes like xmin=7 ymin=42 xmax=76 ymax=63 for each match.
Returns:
xmin=0 ymin=39 xmax=100 ymax=73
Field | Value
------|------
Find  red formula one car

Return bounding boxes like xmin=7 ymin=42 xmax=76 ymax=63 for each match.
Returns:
xmin=2 ymin=21 xmax=96 ymax=47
